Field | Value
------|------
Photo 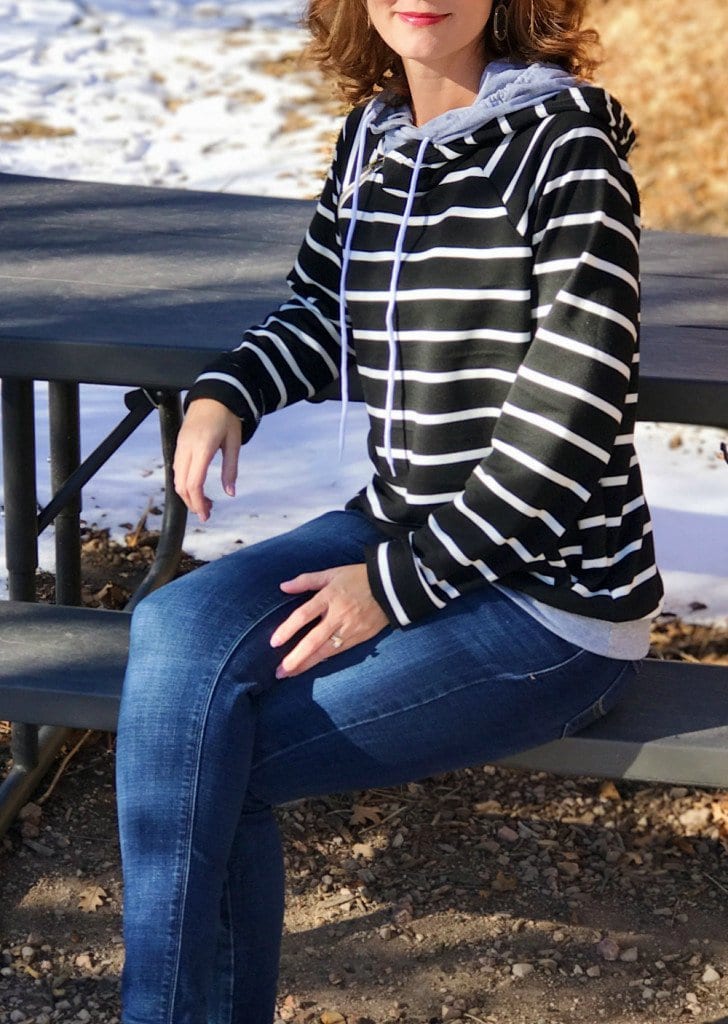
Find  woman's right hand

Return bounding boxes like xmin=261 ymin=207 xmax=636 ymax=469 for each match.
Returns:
xmin=173 ymin=398 xmax=242 ymax=522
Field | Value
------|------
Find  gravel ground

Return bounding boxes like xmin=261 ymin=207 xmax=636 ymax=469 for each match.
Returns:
xmin=1 ymin=727 xmax=727 ymax=1024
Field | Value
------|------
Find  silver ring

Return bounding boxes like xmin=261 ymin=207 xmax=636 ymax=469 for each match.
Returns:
xmin=329 ymin=632 xmax=344 ymax=649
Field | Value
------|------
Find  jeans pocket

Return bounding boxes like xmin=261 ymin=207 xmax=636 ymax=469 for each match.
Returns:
xmin=560 ymin=659 xmax=638 ymax=739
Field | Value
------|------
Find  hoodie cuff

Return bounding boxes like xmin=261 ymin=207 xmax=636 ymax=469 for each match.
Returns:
xmin=184 ymin=379 xmax=259 ymax=445
xmin=365 ymin=538 xmax=444 ymax=628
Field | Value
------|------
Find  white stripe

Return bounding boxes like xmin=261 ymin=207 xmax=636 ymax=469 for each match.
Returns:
xmin=519 ymin=125 xmax=618 ymax=234
xmin=265 ymin=313 xmax=340 ymax=375
xmin=367 ymin=404 xmax=501 ymax=426
xmin=291 ymin=258 xmax=340 ymax=306
xmin=569 ymin=87 xmax=590 ymax=112
xmin=599 ymin=474 xmax=629 ymax=487
xmin=503 ymin=116 xmax=554 ymax=204
xmin=535 ymin=251 xmax=638 ymax=292
xmin=536 ymin=327 xmax=632 ymax=380
xmin=377 ymin=545 xmax=410 ymax=626
xmin=365 ymin=481 xmax=395 ymax=523
xmin=484 ymin=135 xmax=510 ymax=176
xmin=427 ymin=514 xmax=496 ymax=581
xmin=232 ymin=342 xmax=287 ymax=409
xmin=339 ymin=204 xmax=507 ymax=227
xmin=374 ymin=444 xmax=492 ymax=466
xmin=349 ymin=244 xmax=531 ymax=263
xmin=347 ymin=287 xmax=530 ymax=303
xmin=578 ymin=494 xmax=645 ymax=529
xmin=303 ymin=231 xmax=341 ymax=268
xmin=572 ymin=563 xmax=658 ymax=600
xmin=559 ymin=292 xmax=637 ymax=341
xmin=453 ymin=492 xmax=542 ymax=565
xmin=582 ymin=252 xmax=639 ymax=294
xmin=410 ymin=555 xmax=447 ymax=609
xmin=502 ymin=401 xmax=611 ymax=463
xmin=277 ymin=297 xmax=339 ymax=344
xmin=387 ymin=482 xmax=461 ymax=505
xmin=492 ymin=439 xmax=591 ymax=501
xmin=421 ymin=559 xmax=460 ymax=599
xmin=531 ymin=303 xmax=553 ymax=320
xmin=361 ymin=365 xmax=516 ymax=385
xmin=542 ymin=167 xmax=631 ymax=206
xmin=194 ymin=373 xmax=258 ymax=419
xmin=473 ymin=466 xmax=565 ymax=537
xmin=518 ymin=365 xmax=623 ymax=422
xmin=355 ymin=327 xmax=530 ymax=345
xmin=533 ymin=211 xmax=638 ymax=251
xmin=244 ymin=329 xmax=316 ymax=397
xmin=581 ymin=529 xmax=650 ymax=570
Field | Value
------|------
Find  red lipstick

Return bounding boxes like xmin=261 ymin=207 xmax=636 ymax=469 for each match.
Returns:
xmin=396 ymin=11 xmax=449 ymax=26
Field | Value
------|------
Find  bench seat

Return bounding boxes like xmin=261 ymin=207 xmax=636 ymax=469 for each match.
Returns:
xmin=1 ymin=601 xmax=727 ymax=789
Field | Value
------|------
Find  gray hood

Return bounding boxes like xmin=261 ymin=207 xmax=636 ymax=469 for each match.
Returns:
xmin=369 ymin=59 xmax=578 ymax=153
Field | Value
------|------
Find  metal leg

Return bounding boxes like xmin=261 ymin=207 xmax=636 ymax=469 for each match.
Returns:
xmin=49 ymin=381 xmax=82 ymax=606
xmin=0 ymin=725 xmax=72 ymax=839
xmin=126 ymin=391 xmax=187 ymax=611
xmin=2 ymin=378 xmax=38 ymax=602
xmin=1 ymin=380 xmax=72 ymax=838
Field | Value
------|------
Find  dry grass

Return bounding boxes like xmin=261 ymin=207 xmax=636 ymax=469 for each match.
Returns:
xmin=588 ymin=0 xmax=728 ymax=234
xmin=0 ymin=119 xmax=75 ymax=141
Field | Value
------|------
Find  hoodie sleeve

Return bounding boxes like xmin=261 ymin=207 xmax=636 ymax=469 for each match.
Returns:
xmin=365 ymin=121 xmax=642 ymax=626
xmin=184 ymin=111 xmax=363 ymax=440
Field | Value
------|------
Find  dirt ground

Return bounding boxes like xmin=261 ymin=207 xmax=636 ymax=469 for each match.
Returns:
xmin=2 ymin=2 xmax=727 ymax=1021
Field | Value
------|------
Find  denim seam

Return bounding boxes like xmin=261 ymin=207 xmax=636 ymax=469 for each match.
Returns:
xmin=523 ymin=644 xmax=590 ymax=681
xmin=165 ymin=595 xmax=300 ymax=1024
xmin=250 ymin=657 xmax=570 ymax=775
xmin=559 ymin=660 xmax=634 ymax=739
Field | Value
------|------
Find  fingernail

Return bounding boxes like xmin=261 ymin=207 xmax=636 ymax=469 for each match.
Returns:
xmin=270 ymin=633 xmax=281 ymax=648
xmin=225 ymin=484 xmax=235 ymax=497
xmin=275 ymin=665 xmax=287 ymax=679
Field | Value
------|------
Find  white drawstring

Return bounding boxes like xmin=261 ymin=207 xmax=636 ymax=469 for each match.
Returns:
xmin=337 ymin=103 xmax=377 ymax=461
xmin=383 ymin=137 xmax=429 ymax=476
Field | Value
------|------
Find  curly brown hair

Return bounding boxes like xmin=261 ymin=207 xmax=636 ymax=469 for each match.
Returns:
xmin=305 ymin=1 xmax=601 ymax=105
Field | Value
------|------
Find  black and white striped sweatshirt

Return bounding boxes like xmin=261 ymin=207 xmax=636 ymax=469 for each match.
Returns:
xmin=187 ymin=82 xmax=664 ymax=630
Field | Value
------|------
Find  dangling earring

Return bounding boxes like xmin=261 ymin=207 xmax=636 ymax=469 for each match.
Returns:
xmin=493 ymin=2 xmax=509 ymax=44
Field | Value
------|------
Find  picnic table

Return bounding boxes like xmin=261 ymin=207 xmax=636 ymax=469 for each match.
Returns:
xmin=0 ymin=172 xmax=727 ymax=836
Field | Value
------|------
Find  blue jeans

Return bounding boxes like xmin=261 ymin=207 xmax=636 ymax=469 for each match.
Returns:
xmin=115 ymin=509 xmax=637 ymax=1024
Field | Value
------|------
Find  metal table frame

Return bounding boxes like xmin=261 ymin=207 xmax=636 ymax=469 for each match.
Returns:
xmin=0 ymin=379 xmax=186 ymax=829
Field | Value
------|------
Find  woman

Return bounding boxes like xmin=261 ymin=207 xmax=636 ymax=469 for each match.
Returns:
xmin=115 ymin=2 xmax=664 ymax=1021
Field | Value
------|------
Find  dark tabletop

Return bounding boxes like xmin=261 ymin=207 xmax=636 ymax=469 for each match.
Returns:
xmin=1 ymin=173 xmax=726 ymax=426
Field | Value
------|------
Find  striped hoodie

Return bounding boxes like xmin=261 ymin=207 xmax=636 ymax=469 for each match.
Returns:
xmin=187 ymin=73 xmax=664 ymax=630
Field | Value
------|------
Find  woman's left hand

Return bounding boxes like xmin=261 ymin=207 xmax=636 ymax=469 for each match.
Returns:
xmin=270 ymin=564 xmax=389 ymax=678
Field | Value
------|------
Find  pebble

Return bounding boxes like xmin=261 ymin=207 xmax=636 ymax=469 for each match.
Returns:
xmin=441 ymin=1006 xmax=462 ymax=1021
xmin=678 ymin=808 xmax=711 ymax=830
xmin=641 ymin=987 xmax=655 ymax=1001
xmin=586 ymin=966 xmax=601 ymax=978
xmin=596 ymin=937 xmax=620 ymax=961
xmin=619 ymin=947 xmax=639 ymax=963
xmin=701 ymin=965 xmax=721 ymax=984
xmin=511 ymin=963 xmax=534 ymax=979
xmin=21 ymin=946 xmax=35 ymax=962
xmin=497 ymin=826 xmax=519 ymax=844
